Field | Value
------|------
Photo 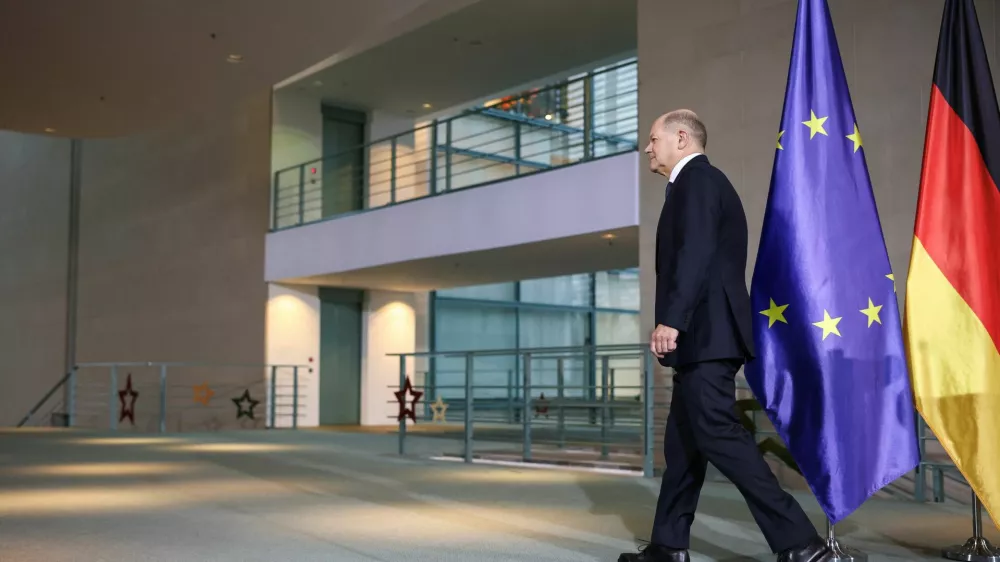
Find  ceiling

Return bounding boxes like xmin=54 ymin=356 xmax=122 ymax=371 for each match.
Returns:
xmin=0 ymin=0 xmax=479 ymax=137
xmin=283 ymin=226 xmax=639 ymax=292
xmin=278 ymin=0 xmax=638 ymax=117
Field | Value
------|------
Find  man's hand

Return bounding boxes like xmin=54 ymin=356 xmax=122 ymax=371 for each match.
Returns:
xmin=650 ymin=324 xmax=679 ymax=358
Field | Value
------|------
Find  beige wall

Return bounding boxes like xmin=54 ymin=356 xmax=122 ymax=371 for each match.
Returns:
xmin=0 ymin=133 xmax=72 ymax=426
xmin=637 ymin=0 xmax=1000 ymax=467
xmin=1 ymin=93 xmax=272 ymax=428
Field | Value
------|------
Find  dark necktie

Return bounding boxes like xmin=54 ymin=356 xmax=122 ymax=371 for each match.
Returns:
xmin=664 ymin=181 xmax=674 ymax=200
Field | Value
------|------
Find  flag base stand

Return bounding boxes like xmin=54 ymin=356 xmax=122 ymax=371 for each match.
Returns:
xmin=943 ymin=495 xmax=1000 ymax=562
xmin=827 ymin=521 xmax=867 ymax=562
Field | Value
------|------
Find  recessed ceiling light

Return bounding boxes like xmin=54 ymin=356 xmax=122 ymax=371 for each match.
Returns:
xmin=313 ymin=80 xmax=323 ymax=87
xmin=601 ymin=233 xmax=617 ymax=240
xmin=422 ymin=103 xmax=432 ymax=109
xmin=227 ymin=54 xmax=244 ymax=64
xmin=44 ymin=127 xmax=56 ymax=133
xmin=544 ymin=114 xmax=553 ymax=121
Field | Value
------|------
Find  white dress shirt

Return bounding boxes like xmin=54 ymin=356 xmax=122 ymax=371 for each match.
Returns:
xmin=668 ymin=152 xmax=704 ymax=184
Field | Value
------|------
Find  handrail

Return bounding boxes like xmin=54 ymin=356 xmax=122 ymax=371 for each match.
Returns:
xmin=16 ymin=371 xmax=72 ymax=427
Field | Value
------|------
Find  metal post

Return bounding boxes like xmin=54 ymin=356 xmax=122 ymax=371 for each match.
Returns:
xmin=158 ymin=364 xmax=167 ymax=434
xmin=609 ymin=367 xmax=617 ymax=427
xmin=271 ymin=170 xmax=280 ymax=230
xmin=943 ymin=493 xmax=1000 ymax=561
xmin=514 ymin=121 xmax=522 ymax=175
xmin=445 ymin=120 xmax=453 ymax=191
xmin=934 ymin=467 xmax=945 ymax=502
xmin=557 ymin=358 xmax=565 ymax=448
xmin=583 ymin=72 xmax=594 ymax=160
xmin=464 ymin=353 xmax=474 ymax=464
xmin=63 ymin=140 xmax=82 ymax=424
xmin=390 ymin=137 xmax=397 ymax=203
xmin=826 ymin=520 xmax=867 ymax=561
xmin=110 ymin=365 xmax=118 ymax=430
xmin=429 ymin=120 xmax=439 ymax=194
xmin=269 ymin=366 xmax=277 ymax=429
xmin=292 ymin=366 xmax=299 ymax=429
xmin=916 ymin=413 xmax=928 ymax=502
xmin=297 ymin=165 xmax=305 ymax=225
xmin=642 ymin=350 xmax=655 ymax=478
xmin=600 ymin=355 xmax=610 ymax=459
xmin=522 ymin=353 xmax=533 ymax=461
xmin=398 ymin=355 xmax=407 ymax=456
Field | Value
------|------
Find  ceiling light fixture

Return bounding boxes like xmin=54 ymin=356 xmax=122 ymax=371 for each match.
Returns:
xmin=227 ymin=54 xmax=244 ymax=64
xmin=422 ymin=103 xmax=433 ymax=109
xmin=544 ymin=114 xmax=553 ymax=121
xmin=601 ymin=233 xmax=617 ymax=240
xmin=44 ymin=127 xmax=56 ymax=133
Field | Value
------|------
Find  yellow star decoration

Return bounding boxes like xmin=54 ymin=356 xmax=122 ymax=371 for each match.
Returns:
xmin=430 ymin=396 xmax=448 ymax=423
xmin=193 ymin=382 xmax=214 ymax=406
xmin=847 ymin=123 xmax=863 ymax=152
xmin=802 ymin=110 xmax=829 ymax=139
xmin=777 ymin=130 xmax=785 ymax=150
xmin=812 ymin=310 xmax=843 ymax=340
xmin=886 ymin=273 xmax=896 ymax=292
xmin=860 ymin=298 xmax=883 ymax=327
xmin=760 ymin=299 xmax=789 ymax=328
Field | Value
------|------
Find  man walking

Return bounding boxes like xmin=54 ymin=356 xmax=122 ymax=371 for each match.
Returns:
xmin=618 ymin=110 xmax=831 ymax=562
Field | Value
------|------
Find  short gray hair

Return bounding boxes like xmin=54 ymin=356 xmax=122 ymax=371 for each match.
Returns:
xmin=660 ymin=109 xmax=708 ymax=149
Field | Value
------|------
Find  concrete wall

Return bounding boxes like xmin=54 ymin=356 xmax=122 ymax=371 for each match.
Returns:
xmin=0 ymin=133 xmax=72 ymax=426
xmin=637 ymin=0 xmax=1000 ymax=468
xmin=2 ymin=93 xmax=272 ymax=428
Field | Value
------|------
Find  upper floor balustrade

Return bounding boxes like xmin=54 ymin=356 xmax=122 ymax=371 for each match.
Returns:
xmin=271 ymin=60 xmax=638 ymax=231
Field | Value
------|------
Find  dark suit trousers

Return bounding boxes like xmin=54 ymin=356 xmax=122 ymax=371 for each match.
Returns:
xmin=649 ymin=359 xmax=816 ymax=553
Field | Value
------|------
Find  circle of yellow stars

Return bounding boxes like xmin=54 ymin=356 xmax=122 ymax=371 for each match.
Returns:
xmin=764 ymin=109 xmax=886 ymax=340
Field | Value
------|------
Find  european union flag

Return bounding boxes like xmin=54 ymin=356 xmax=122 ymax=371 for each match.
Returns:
xmin=745 ymin=0 xmax=920 ymax=524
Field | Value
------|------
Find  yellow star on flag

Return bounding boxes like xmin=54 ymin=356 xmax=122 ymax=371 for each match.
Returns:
xmin=812 ymin=310 xmax=842 ymax=340
xmin=886 ymin=273 xmax=895 ymax=292
xmin=759 ymin=299 xmax=789 ymax=328
xmin=860 ymin=298 xmax=883 ymax=327
xmin=777 ymin=130 xmax=785 ymax=150
xmin=802 ymin=110 xmax=829 ymax=139
xmin=847 ymin=123 xmax=863 ymax=152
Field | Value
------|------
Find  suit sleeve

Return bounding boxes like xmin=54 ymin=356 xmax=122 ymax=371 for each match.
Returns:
xmin=655 ymin=168 xmax=721 ymax=332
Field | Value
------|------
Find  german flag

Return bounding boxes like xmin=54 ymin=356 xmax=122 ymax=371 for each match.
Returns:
xmin=906 ymin=0 xmax=1000 ymax=526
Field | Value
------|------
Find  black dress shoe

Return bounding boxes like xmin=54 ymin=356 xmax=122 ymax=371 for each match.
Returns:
xmin=776 ymin=536 xmax=832 ymax=562
xmin=618 ymin=543 xmax=690 ymax=562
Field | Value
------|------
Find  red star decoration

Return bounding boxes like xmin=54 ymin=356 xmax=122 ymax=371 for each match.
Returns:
xmin=394 ymin=376 xmax=423 ymax=423
xmin=118 ymin=374 xmax=139 ymax=425
xmin=534 ymin=392 xmax=549 ymax=419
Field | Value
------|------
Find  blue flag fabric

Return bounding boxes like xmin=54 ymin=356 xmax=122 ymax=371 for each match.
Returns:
xmin=745 ymin=0 xmax=920 ymax=524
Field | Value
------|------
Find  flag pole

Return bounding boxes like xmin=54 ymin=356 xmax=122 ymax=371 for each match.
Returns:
xmin=826 ymin=520 xmax=867 ymax=562
xmin=943 ymin=493 xmax=1000 ymax=562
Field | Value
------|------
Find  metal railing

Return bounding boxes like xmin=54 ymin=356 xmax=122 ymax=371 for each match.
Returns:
xmin=18 ymin=362 xmax=309 ymax=432
xmin=272 ymin=60 xmax=639 ymax=230
xmin=390 ymin=344 xmax=966 ymax=503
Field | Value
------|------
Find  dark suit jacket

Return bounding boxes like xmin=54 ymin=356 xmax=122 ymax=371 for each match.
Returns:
xmin=655 ymin=154 xmax=755 ymax=368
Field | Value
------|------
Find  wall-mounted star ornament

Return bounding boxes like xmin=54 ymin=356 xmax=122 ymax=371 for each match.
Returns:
xmin=192 ymin=382 xmax=214 ymax=406
xmin=430 ymin=396 xmax=448 ymax=423
xmin=232 ymin=389 xmax=260 ymax=420
xmin=394 ymin=376 xmax=423 ymax=423
xmin=118 ymin=374 xmax=139 ymax=425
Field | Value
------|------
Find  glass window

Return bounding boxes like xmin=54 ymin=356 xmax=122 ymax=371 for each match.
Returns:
xmin=595 ymin=269 xmax=640 ymax=310
xmin=519 ymin=274 xmax=591 ymax=307
xmin=437 ymin=282 xmax=516 ymax=301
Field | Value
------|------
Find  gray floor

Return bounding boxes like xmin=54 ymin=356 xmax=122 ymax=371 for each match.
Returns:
xmin=0 ymin=428 xmax=994 ymax=561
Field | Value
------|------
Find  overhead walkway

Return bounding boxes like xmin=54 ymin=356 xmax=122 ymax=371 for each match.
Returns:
xmin=266 ymin=62 xmax=641 ymax=291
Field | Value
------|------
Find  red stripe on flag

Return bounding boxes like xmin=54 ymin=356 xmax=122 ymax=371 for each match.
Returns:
xmin=915 ymin=85 xmax=1000 ymax=350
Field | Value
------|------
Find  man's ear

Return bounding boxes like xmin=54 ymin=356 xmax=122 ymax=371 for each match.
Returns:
xmin=676 ymin=129 xmax=689 ymax=149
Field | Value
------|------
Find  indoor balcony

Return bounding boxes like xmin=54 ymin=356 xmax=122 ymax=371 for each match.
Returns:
xmin=266 ymin=61 xmax=641 ymax=291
